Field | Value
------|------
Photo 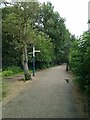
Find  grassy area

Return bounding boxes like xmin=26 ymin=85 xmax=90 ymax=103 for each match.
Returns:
xmin=2 ymin=66 xmax=23 ymax=77
xmin=2 ymin=66 xmax=33 ymax=77
xmin=0 ymin=79 xmax=8 ymax=101
xmin=1 ymin=66 xmax=23 ymax=100
xmin=0 ymin=66 xmax=23 ymax=100
xmin=2 ymin=81 xmax=8 ymax=99
xmin=0 ymin=66 xmax=33 ymax=100
xmin=0 ymin=71 xmax=7 ymax=101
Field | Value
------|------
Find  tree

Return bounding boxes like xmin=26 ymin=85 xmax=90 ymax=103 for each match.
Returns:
xmin=2 ymin=2 xmax=40 ymax=80
xmin=34 ymin=2 xmax=71 ymax=64
xmin=2 ymin=2 xmax=55 ymax=78
xmin=35 ymin=32 xmax=54 ymax=69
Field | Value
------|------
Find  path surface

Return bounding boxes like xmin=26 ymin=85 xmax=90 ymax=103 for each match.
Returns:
xmin=2 ymin=65 xmax=85 ymax=118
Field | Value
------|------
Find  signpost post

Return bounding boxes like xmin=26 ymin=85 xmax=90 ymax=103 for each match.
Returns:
xmin=32 ymin=45 xmax=40 ymax=76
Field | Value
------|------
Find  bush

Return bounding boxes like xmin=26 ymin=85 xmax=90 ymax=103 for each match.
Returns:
xmin=69 ymin=31 xmax=90 ymax=95
xmin=2 ymin=66 xmax=23 ymax=77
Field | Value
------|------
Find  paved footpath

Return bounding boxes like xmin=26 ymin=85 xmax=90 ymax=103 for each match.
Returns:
xmin=2 ymin=65 xmax=86 ymax=118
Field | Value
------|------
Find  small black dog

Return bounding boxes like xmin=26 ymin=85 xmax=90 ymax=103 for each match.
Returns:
xmin=65 ymin=78 xmax=69 ymax=83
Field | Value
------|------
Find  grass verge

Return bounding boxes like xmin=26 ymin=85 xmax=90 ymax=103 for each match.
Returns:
xmin=0 ymin=66 xmax=32 ymax=100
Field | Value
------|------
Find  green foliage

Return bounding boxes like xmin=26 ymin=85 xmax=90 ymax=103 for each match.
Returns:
xmin=0 ymin=78 xmax=8 ymax=101
xmin=36 ymin=32 xmax=54 ymax=62
xmin=2 ymin=1 xmax=72 ymax=73
xmin=2 ymin=66 xmax=23 ymax=77
xmin=2 ymin=2 xmax=40 ymax=68
xmin=2 ymin=81 xmax=8 ymax=98
xmin=34 ymin=2 xmax=71 ymax=64
xmin=69 ymin=40 xmax=80 ymax=73
xmin=69 ymin=31 xmax=90 ymax=95
xmin=27 ymin=31 xmax=54 ymax=69
xmin=36 ymin=32 xmax=54 ymax=69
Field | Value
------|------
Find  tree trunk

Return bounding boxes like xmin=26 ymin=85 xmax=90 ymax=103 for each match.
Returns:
xmin=21 ymin=45 xmax=31 ymax=80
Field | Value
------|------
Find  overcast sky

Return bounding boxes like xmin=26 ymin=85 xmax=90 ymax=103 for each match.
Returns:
xmin=39 ymin=0 xmax=89 ymax=36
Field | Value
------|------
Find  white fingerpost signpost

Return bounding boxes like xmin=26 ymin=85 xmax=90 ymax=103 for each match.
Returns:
xmin=32 ymin=45 xmax=40 ymax=76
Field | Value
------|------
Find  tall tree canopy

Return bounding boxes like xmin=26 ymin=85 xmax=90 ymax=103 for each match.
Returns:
xmin=34 ymin=2 xmax=71 ymax=64
xmin=2 ymin=2 xmax=40 ymax=80
xmin=2 ymin=1 xmax=72 ymax=80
